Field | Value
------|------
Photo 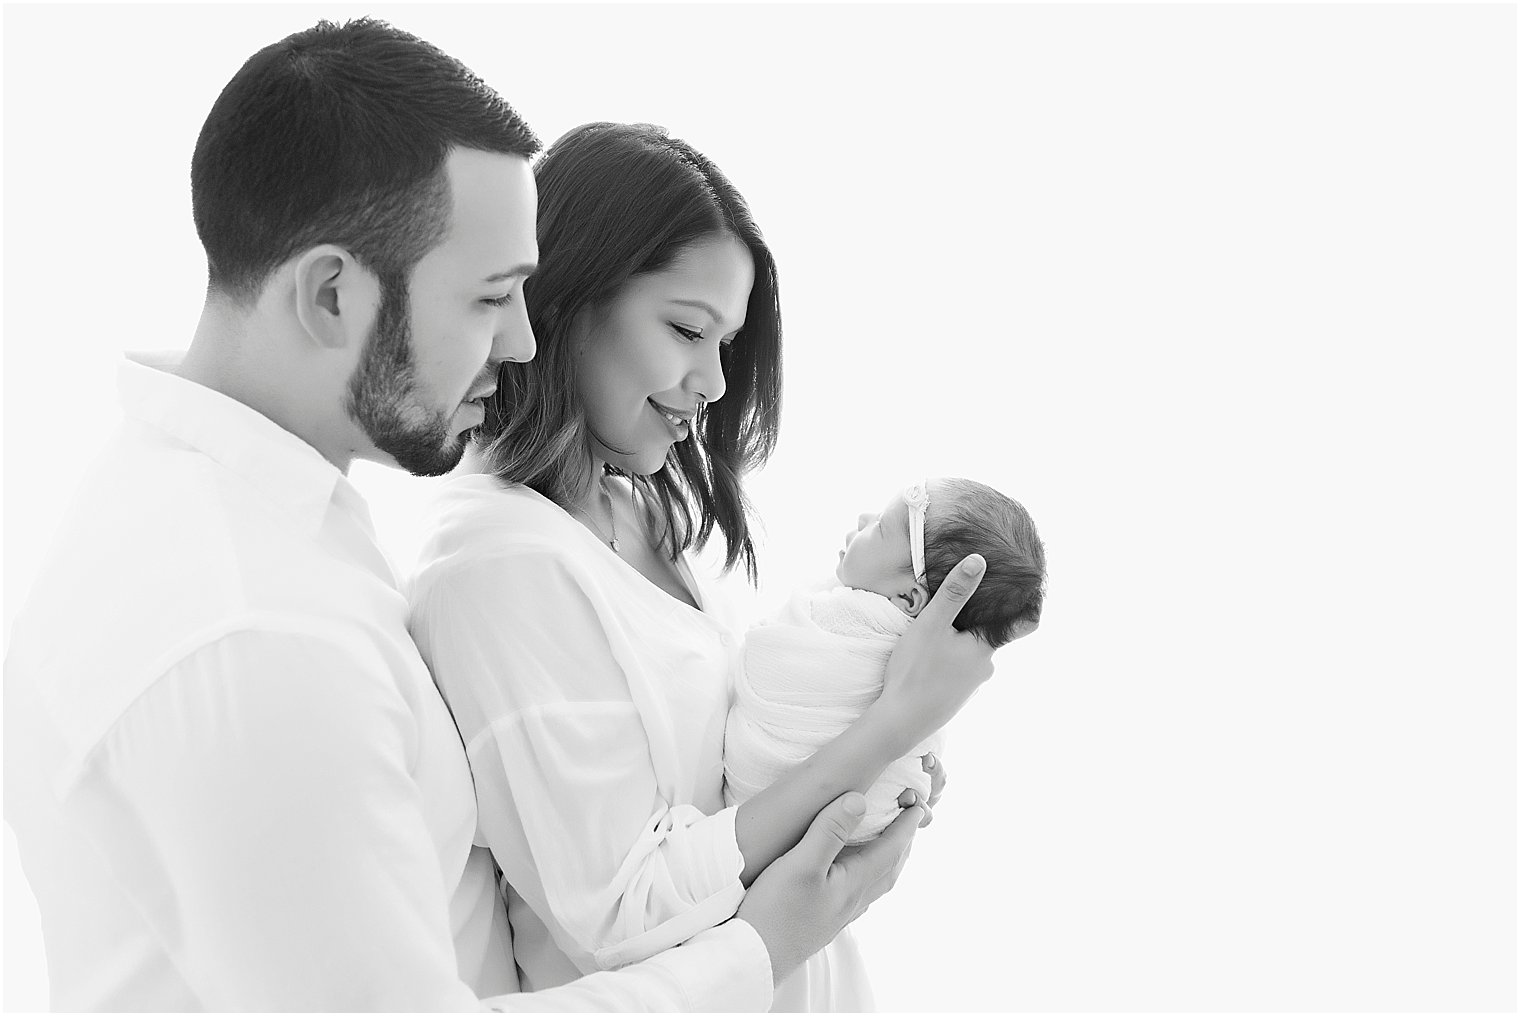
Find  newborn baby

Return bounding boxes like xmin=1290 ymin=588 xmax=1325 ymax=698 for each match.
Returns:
xmin=724 ymin=477 xmax=1046 ymax=842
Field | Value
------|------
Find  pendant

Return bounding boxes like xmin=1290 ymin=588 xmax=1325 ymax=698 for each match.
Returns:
xmin=610 ymin=538 xmax=621 ymax=553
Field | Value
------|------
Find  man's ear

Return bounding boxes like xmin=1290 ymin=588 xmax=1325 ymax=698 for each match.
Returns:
xmin=290 ymin=245 xmax=378 ymax=350
xmin=901 ymin=581 xmax=931 ymax=618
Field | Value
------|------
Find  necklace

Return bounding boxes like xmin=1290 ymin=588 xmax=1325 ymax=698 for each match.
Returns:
xmin=572 ymin=473 xmax=620 ymax=554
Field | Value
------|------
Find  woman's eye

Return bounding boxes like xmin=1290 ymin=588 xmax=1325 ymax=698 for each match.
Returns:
xmin=482 ymin=295 xmax=512 ymax=308
xmin=671 ymin=324 xmax=703 ymax=343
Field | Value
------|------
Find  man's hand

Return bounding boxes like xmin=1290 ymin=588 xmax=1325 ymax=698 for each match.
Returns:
xmin=736 ymin=792 xmax=923 ymax=985
xmin=874 ymin=554 xmax=997 ymax=749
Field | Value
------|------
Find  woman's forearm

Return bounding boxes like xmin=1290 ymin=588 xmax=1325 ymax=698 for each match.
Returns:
xmin=732 ymin=556 xmax=996 ymax=887
xmin=731 ymin=704 xmax=915 ymax=886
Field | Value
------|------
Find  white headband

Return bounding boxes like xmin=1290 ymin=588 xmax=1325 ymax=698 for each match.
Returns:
xmin=903 ymin=479 xmax=930 ymax=585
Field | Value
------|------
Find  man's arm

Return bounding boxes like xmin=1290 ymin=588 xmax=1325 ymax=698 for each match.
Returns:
xmin=480 ymin=792 xmax=920 ymax=1009
xmin=82 ymin=626 xmax=907 ymax=1011
xmin=83 ymin=628 xmax=494 ymax=1009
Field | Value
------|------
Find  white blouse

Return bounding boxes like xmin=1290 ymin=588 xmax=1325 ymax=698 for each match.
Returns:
xmin=409 ymin=474 xmax=750 ymax=989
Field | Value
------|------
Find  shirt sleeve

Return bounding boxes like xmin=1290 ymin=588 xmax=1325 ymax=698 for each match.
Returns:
xmin=77 ymin=625 xmax=769 ymax=1011
xmin=411 ymin=548 xmax=750 ymax=974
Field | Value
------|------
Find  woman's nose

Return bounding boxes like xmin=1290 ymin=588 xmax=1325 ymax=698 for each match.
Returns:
xmin=687 ymin=341 xmax=727 ymax=405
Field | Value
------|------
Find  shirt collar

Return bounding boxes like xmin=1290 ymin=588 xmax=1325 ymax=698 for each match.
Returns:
xmin=118 ymin=354 xmax=357 ymax=537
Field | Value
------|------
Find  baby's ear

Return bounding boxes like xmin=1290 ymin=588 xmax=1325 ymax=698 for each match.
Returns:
xmin=902 ymin=581 xmax=931 ymax=618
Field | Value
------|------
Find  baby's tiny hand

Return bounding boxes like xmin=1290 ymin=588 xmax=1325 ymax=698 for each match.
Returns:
xmin=897 ymin=787 xmax=933 ymax=828
xmin=923 ymin=752 xmax=947 ymax=811
xmin=896 ymin=754 xmax=947 ymax=828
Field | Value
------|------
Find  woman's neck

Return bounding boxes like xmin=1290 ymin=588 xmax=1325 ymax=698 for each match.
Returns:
xmin=571 ymin=454 xmax=609 ymax=516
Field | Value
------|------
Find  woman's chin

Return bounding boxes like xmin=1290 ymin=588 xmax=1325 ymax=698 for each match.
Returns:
xmin=605 ymin=446 xmax=673 ymax=477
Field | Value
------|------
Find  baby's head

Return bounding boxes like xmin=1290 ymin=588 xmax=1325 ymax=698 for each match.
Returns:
xmin=835 ymin=477 xmax=1045 ymax=647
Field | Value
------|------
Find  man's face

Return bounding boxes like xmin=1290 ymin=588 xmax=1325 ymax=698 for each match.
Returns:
xmin=347 ymin=149 xmax=538 ymax=476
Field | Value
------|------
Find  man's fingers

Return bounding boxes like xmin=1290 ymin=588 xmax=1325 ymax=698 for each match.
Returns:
xmin=796 ymin=792 xmax=867 ymax=871
xmin=883 ymin=807 xmax=919 ymax=882
xmin=836 ymin=803 xmax=921 ymax=886
xmin=914 ymin=554 xmax=986 ymax=628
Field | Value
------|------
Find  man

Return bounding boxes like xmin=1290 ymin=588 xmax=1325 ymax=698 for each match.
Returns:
xmin=4 ymin=18 xmax=994 ymax=1010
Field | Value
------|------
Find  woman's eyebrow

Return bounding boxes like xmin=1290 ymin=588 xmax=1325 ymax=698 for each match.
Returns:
xmin=668 ymin=298 xmax=723 ymax=324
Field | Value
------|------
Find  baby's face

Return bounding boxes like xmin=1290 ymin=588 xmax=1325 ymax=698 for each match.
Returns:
xmin=835 ymin=491 xmax=918 ymax=602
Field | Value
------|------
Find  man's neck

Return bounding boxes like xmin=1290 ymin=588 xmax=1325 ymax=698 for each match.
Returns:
xmin=179 ymin=302 xmax=358 ymax=474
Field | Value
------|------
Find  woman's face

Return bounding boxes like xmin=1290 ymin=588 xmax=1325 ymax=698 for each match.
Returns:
xmin=576 ymin=232 xmax=755 ymax=475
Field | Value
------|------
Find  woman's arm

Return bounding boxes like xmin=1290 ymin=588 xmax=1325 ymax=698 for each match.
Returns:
xmin=733 ymin=554 xmax=992 ymax=884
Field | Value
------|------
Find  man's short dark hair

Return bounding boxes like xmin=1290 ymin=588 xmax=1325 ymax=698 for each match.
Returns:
xmin=922 ymin=478 xmax=1047 ymax=648
xmin=191 ymin=18 xmax=540 ymax=301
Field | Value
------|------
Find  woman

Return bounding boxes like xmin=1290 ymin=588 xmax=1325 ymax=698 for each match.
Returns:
xmin=408 ymin=123 xmax=991 ymax=1010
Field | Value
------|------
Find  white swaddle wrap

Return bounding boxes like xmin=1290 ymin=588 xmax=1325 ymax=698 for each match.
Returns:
xmin=723 ymin=584 xmax=944 ymax=844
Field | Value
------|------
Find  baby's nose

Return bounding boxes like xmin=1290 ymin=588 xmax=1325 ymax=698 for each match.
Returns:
xmin=856 ymin=511 xmax=879 ymax=530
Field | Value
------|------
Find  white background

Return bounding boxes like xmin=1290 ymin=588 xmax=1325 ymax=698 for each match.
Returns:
xmin=4 ymin=3 xmax=1515 ymax=1012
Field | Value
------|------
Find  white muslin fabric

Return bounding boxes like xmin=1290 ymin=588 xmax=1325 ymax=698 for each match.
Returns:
xmin=3 ymin=359 xmax=774 ymax=1012
xmin=724 ymin=584 xmax=943 ymax=844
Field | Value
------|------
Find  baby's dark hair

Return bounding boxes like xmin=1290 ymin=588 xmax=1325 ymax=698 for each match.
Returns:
xmin=921 ymin=478 xmax=1046 ymax=648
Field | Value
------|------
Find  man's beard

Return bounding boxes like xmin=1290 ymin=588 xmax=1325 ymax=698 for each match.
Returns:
xmin=345 ymin=275 xmax=469 ymax=478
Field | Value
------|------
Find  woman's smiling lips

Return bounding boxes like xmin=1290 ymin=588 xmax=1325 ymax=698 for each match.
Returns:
xmin=648 ymin=398 xmax=695 ymax=439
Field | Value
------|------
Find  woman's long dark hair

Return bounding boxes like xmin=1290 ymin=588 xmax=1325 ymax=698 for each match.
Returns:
xmin=476 ymin=122 xmax=782 ymax=582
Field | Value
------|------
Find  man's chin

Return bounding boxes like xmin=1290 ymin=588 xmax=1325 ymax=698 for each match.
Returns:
xmin=410 ymin=440 xmax=468 ymax=478
xmin=369 ymin=431 xmax=467 ymax=478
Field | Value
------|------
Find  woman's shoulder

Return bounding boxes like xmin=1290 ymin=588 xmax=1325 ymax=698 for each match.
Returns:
xmin=412 ymin=473 xmax=591 ymax=582
xmin=425 ymin=473 xmax=568 ymax=537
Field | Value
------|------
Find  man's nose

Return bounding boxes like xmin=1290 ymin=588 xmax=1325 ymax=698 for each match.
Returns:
xmin=493 ymin=298 xmax=536 ymax=364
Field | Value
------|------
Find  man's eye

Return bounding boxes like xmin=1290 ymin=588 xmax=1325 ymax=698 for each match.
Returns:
xmin=482 ymin=295 xmax=512 ymax=308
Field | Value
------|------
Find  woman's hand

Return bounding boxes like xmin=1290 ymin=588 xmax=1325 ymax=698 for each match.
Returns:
xmin=872 ymin=554 xmax=996 ymax=752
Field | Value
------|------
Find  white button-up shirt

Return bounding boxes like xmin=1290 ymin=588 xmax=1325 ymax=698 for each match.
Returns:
xmin=3 ymin=360 xmax=772 ymax=1012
